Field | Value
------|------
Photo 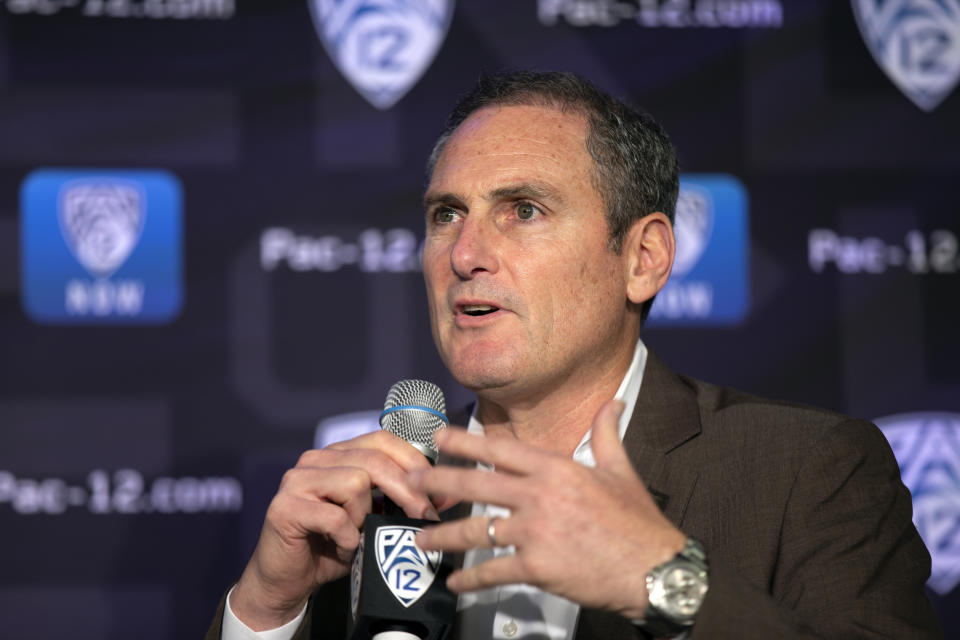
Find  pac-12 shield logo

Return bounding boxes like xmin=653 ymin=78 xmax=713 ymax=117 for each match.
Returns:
xmin=21 ymin=169 xmax=183 ymax=324
xmin=647 ymin=174 xmax=749 ymax=327
xmin=851 ymin=0 xmax=960 ymax=111
xmin=309 ymin=0 xmax=455 ymax=110
xmin=58 ymin=181 xmax=146 ymax=279
xmin=672 ymin=186 xmax=714 ymax=277
xmin=876 ymin=412 xmax=960 ymax=595
xmin=375 ymin=525 xmax=442 ymax=607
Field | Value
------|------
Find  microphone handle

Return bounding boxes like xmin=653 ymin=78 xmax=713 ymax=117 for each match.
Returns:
xmin=361 ymin=496 xmax=439 ymax=640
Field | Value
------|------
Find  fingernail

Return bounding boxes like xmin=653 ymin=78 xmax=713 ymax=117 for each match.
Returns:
xmin=423 ymin=505 xmax=440 ymax=521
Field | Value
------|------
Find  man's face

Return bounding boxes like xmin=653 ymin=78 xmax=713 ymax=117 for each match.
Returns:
xmin=422 ymin=104 xmax=638 ymax=401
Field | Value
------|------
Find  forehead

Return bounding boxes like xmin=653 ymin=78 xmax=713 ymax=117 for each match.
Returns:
xmin=429 ymin=104 xmax=595 ymax=193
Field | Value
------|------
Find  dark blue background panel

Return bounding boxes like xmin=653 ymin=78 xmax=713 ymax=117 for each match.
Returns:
xmin=0 ymin=1 xmax=957 ymax=637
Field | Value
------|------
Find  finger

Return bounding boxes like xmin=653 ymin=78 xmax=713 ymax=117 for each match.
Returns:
xmin=430 ymin=493 xmax=462 ymax=515
xmin=434 ymin=427 xmax=558 ymax=475
xmin=324 ymin=430 xmax=434 ymax=473
xmin=268 ymin=492 xmax=362 ymax=553
xmin=408 ymin=465 xmax=526 ymax=510
xmin=280 ymin=467 xmax=375 ymax=528
xmin=588 ymin=399 xmax=631 ymax=471
xmin=416 ymin=515 xmax=503 ymax=552
xmin=446 ymin=555 xmax=528 ymax=593
xmin=292 ymin=448 xmax=437 ymax=520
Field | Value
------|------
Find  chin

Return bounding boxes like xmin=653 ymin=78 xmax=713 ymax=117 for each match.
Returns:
xmin=447 ymin=363 xmax=512 ymax=393
xmin=444 ymin=352 xmax=520 ymax=394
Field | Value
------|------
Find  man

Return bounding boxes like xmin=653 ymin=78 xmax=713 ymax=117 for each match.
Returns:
xmin=208 ymin=71 xmax=941 ymax=639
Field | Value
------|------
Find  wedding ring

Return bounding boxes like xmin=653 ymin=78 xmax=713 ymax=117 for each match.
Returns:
xmin=487 ymin=515 xmax=501 ymax=547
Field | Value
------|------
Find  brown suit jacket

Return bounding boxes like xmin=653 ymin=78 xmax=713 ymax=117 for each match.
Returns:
xmin=207 ymin=351 xmax=942 ymax=639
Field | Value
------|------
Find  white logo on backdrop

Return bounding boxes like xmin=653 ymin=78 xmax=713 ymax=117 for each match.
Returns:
xmin=376 ymin=525 xmax=442 ymax=606
xmin=851 ymin=0 xmax=960 ymax=111
xmin=672 ymin=186 xmax=714 ymax=277
xmin=876 ymin=412 xmax=960 ymax=595
xmin=57 ymin=180 xmax=146 ymax=278
xmin=309 ymin=0 xmax=455 ymax=110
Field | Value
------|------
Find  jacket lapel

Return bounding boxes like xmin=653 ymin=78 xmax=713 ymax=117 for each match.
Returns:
xmin=621 ymin=349 xmax=702 ymax=527
xmin=574 ymin=350 xmax=703 ymax=640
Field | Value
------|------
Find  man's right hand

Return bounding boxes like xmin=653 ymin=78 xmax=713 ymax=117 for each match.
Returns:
xmin=229 ymin=430 xmax=450 ymax=631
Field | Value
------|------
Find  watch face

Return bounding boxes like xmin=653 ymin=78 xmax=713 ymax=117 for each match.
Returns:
xmin=659 ymin=565 xmax=707 ymax=618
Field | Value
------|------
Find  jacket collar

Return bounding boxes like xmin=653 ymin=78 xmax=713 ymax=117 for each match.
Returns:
xmin=621 ymin=349 xmax=702 ymax=525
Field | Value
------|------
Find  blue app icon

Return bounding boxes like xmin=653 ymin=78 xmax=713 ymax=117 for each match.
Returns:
xmin=647 ymin=174 xmax=749 ymax=327
xmin=21 ymin=169 xmax=183 ymax=324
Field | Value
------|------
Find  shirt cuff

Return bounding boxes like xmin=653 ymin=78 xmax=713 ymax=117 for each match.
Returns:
xmin=221 ymin=585 xmax=308 ymax=640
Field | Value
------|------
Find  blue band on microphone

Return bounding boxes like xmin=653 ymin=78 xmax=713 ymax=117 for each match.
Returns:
xmin=379 ymin=405 xmax=449 ymax=426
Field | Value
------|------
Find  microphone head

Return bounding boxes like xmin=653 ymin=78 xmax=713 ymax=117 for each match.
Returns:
xmin=379 ymin=379 xmax=448 ymax=463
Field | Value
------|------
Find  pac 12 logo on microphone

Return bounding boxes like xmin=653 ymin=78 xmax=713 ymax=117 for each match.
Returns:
xmin=376 ymin=526 xmax=442 ymax=607
xmin=851 ymin=0 xmax=960 ymax=111
xmin=20 ymin=169 xmax=183 ymax=324
xmin=876 ymin=412 xmax=960 ymax=595
xmin=309 ymin=0 xmax=455 ymax=110
xmin=647 ymin=174 xmax=749 ymax=327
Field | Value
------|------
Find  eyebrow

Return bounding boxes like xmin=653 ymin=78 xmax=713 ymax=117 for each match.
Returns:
xmin=423 ymin=181 xmax=565 ymax=210
xmin=423 ymin=191 xmax=466 ymax=211
xmin=488 ymin=182 xmax=565 ymax=205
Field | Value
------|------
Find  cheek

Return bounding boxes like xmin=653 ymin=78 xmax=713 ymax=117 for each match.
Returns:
xmin=421 ymin=272 xmax=448 ymax=343
xmin=421 ymin=249 xmax=447 ymax=298
xmin=518 ymin=260 xmax=583 ymax=340
xmin=558 ymin=257 xmax=624 ymax=326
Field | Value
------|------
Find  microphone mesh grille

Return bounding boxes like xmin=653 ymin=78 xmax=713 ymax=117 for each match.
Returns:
xmin=380 ymin=379 xmax=447 ymax=460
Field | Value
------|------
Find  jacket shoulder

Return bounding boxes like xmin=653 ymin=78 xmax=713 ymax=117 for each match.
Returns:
xmin=680 ymin=375 xmax=861 ymax=442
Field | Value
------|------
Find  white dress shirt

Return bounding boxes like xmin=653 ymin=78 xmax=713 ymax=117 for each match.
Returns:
xmin=223 ymin=339 xmax=649 ymax=640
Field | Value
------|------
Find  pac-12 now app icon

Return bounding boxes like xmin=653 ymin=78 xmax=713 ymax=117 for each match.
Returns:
xmin=647 ymin=174 xmax=749 ymax=327
xmin=20 ymin=169 xmax=183 ymax=324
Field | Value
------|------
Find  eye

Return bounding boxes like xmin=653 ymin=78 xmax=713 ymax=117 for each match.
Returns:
xmin=432 ymin=206 xmax=460 ymax=224
xmin=516 ymin=202 xmax=541 ymax=221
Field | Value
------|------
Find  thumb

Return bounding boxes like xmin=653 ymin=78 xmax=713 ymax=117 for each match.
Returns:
xmin=590 ymin=399 xmax=631 ymax=470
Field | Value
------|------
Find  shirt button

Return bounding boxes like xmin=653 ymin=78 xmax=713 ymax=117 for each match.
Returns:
xmin=502 ymin=619 xmax=518 ymax=637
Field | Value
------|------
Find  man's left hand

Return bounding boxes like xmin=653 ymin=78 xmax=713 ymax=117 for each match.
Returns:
xmin=408 ymin=399 xmax=687 ymax=620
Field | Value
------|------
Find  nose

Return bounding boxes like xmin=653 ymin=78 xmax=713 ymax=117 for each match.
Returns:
xmin=449 ymin=214 xmax=499 ymax=279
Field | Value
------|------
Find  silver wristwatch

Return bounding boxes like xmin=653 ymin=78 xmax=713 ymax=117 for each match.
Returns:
xmin=639 ymin=537 xmax=709 ymax=638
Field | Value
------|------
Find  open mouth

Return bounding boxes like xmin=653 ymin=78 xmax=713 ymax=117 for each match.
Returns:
xmin=461 ymin=304 xmax=499 ymax=317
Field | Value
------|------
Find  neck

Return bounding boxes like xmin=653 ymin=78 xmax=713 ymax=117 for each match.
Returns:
xmin=475 ymin=339 xmax=638 ymax=456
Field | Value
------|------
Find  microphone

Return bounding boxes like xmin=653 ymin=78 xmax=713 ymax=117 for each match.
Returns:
xmin=350 ymin=380 xmax=456 ymax=640
xmin=379 ymin=378 xmax=448 ymax=464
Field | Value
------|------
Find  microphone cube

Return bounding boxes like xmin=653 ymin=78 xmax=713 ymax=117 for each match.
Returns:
xmin=350 ymin=513 xmax=455 ymax=640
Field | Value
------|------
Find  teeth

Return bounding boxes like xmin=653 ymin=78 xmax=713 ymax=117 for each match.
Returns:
xmin=463 ymin=304 xmax=495 ymax=312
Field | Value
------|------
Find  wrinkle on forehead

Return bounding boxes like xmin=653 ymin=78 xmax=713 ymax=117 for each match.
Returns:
xmin=452 ymin=105 xmax=587 ymax=145
xmin=428 ymin=105 xmax=595 ymax=200
xmin=480 ymin=135 xmax=563 ymax=149
xmin=474 ymin=149 xmax=559 ymax=158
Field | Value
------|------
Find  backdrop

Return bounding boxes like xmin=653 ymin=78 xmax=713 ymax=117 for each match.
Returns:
xmin=1 ymin=1 xmax=958 ymax=637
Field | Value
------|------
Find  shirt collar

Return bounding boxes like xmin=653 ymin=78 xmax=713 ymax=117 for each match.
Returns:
xmin=466 ymin=339 xmax=649 ymax=467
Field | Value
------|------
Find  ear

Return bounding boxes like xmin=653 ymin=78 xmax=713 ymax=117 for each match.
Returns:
xmin=623 ymin=212 xmax=675 ymax=305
